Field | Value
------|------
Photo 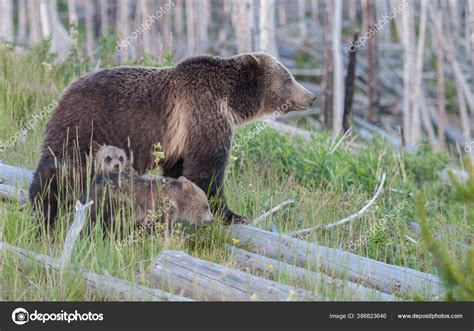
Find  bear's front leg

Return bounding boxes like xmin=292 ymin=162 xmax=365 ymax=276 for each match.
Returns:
xmin=182 ymin=149 xmax=248 ymax=225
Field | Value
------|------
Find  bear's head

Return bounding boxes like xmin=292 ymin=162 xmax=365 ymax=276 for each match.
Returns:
xmin=91 ymin=141 xmax=129 ymax=174
xmin=237 ymin=53 xmax=316 ymax=116
xmin=168 ymin=176 xmax=213 ymax=226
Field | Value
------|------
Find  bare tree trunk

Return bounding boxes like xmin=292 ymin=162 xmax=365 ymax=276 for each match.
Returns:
xmin=27 ymin=0 xmax=42 ymax=44
xmin=116 ymin=0 xmax=130 ymax=62
xmin=298 ymin=0 xmax=307 ymax=40
xmin=410 ymin=0 xmax=427 ymax=145
xmin=400 ymin=0 xmax=414 ymax=145
xmin=343 ymin=32 xmax=358 ymax=133
xmin=174 ymin=0 xmax=185 ymax=59
xmin=436 ymin=8 xmax=446 ymax=150
xmin=17 ymin=0 xmax=28 ymax=44
xmin=232 ymin=0 xmax=253 ymax=53
xmin=470 ymin=0 xmax=474 ymax=83
xmin=162 ymin=0 xmax=173 ymax=56
xmin=40 ymin=0 xmax=71 ymax=61
xmin=185 ymin=0 xmax=197 ymax=55
xmin=0 ymin=0 xmax=14 ymax=42
xmin=332 ymin=0 xmax=344 ymax=134
xmin=311 ymin=0 xmax=318 ymax=23
xmin=448 ymin=0 xmax=460 ymax=37
xmin=67 ymin=0 xmax=78 ymax=26
xmin=322 ymin=0 xmax=333 ymax=130
xmin=348 ymin=0 xmax=357 ymax=24
xmin=99 ymin=0 xmax=109 ymax=36
xmin=364 ymin=0 xmax=378 ymax=124
xmin=456 ymin=81 xmax=472 ymax=148
xmin=136 ymin=0 xmax=154 ymax=56
xmin=278 ymin=0 xmax=286 ymax=27
xmin=85 ymin=0 xmax=94 ymax=58
xmin=196 ymin=0 xmax=210 ymax=52
xmin=217 ymin=0 xmax=231 ymax=56
xmin=259 ymin=0 xmax=278 ymax=57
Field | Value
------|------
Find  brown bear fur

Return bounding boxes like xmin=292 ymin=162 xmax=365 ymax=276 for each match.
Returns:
xmin=89 ymin=173 xmax=213 ymax=231
xmin=29 ymin=52 xmax=315 ymax=225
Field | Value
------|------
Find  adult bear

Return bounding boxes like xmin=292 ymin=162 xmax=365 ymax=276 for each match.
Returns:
xmin=29 ymin=53 xmax=316 ymax=225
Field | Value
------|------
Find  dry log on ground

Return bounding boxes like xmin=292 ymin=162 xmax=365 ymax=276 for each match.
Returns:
xmin=230 ymin=225 xmax=444 ymax=298
xmin=352 ymin=116 xmax=416 ymax=153
xmin=152 ymin=250 xmax=324 ymax=301
xmin=228 ymin=245 xmax=398 ymax=301
xmin=268 ymin=121 xmax=312 ymax=140
xmin=0 ymin=162 xmax=34 ymax=187
xmin=0 ymin=184 xmax=28 ymax=204
xmin=0 ymin=241 xmax=191 ymax=301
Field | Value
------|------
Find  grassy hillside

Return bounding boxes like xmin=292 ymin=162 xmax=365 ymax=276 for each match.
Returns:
xmin=0 ymin=42 xmax=471 ymax=301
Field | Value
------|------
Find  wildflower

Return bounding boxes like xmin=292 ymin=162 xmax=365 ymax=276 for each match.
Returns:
xmin=231 ymin=238 xmax=240 ymax=245
xmin=42 ymin=62 xmax=52 ymax=72
xmin=268 ymin=264 xmax=273 ymax=270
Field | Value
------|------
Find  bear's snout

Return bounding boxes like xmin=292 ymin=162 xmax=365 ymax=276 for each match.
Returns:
xmin=290 ymin=81 xmax=316 ymax=111
xmin=202 ymin=211 xmax=214 ymax=225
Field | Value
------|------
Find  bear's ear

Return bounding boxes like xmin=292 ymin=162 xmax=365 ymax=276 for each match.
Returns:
xmin=178 ymin=176 xmax=193 ymax=192
xmin=91 ymin=141 xmax=102 ymax=155
xmin=238 ymin=53 xmax=261 ymax=66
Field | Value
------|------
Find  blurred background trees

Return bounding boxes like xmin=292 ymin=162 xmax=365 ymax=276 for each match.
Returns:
xmin=0 ymin=0 xmax=473 ymax=158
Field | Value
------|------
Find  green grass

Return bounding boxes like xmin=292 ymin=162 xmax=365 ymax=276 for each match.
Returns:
xmin=0 ymin=41 xmax=472 ymax=301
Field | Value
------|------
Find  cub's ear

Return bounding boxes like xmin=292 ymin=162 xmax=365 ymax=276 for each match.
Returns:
xmin=91 ymin=141 xmax=102 ymax=155
xmin=178 ymin=176 xmax=193 ymax=192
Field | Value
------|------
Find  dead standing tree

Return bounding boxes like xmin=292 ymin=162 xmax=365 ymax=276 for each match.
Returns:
xmin=364 ymin=0 xmax=379 ymax=124
xmin=322 ymin=0 xmax=334 ymax=131
xmin=260 ymin=0 xmax=279 ymax=57
xmin=332 ymin=0 xmax=344 ymax=135
xmin=343 ymin=32 xmax=359 ymax=133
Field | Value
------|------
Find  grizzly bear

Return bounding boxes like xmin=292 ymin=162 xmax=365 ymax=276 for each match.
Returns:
xmin=89 ymin=173 xmax=213 ymax=231
xmin=29 ymin=52 xmax=315 ymax=225
xmin=91 ymin=141 xmax=130 ymax=175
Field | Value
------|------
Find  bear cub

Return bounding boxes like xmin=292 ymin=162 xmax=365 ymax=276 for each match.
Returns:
xmin=89 ymin=145 xmax=213 ymax=232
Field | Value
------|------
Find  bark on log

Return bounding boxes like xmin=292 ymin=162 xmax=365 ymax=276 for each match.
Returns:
xmin=0 ymin=241 xmax=191 ymax=301
xmin=0 ymin=163 xmax=34 ymax=188
xmin=229 ymin=225 xmax=444 ymax=298
xmin=228 ymin=245 xmax=398 ymax=301
xmin=152 ymin=250 xmax=323 ymax=301
xmin=0 ymin=184 xmax=28 ymax=205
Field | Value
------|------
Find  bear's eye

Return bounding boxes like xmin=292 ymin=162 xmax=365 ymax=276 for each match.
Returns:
xmin=119 ymin=156 xmax=124 ymax=163
xmin=105 ymin=156 xmax=112 ymax=164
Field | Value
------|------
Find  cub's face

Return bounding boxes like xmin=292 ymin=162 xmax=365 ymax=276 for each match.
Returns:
xmin=92 ymin=142 xmax=129 ymax=174
xmin=173 ymin=176 xmax=213 ymax=226
xmin=255 ymin=53 xmax=316 ymax=114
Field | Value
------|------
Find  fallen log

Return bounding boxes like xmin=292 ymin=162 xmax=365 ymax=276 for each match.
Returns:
xmin=0 ymin=241 xmax=191 ymax=301
xmin=0 ymin=162 xmax=34 ymax=188
xmin=352 ymin=116 xmax=416 ymax=153
xmin=268 ymin=121 xmax=312 ymax=140
xmin=230 ymin=225 xmax=444 ymax=298
xmin=152 ymin=250 xmax=323 ymax=301
xmin=0 ymin=184 xmax=28 ymax=204
xmin=228 ymin=245 xmax=398 ymax=301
